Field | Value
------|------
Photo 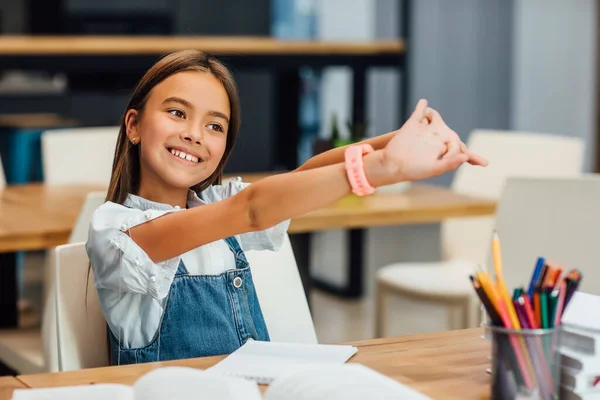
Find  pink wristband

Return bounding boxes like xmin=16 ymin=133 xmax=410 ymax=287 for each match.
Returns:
xmin=344 ymin=144 xmax=376 ymax=196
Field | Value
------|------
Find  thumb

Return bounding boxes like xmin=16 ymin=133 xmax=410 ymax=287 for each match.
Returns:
xmin=410 ymin=99 xmax=428 ymax=121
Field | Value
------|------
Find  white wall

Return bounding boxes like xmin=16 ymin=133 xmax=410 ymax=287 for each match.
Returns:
xmin=511 ymin=0 xmax=597 ymax=172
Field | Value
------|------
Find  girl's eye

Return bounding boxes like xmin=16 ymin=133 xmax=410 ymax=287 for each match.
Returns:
xmin=208 ymin=123 xmax=224 ymax=132
xmin=168 ymin=109 xmax=185 ymax=119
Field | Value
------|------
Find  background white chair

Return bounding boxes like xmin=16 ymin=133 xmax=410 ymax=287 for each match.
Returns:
xmin=68 ymin=191 xmax=107 ymax=243
xmin=495 ymin=176 xmax=600 ymax=296
xmin=42 ymin=126 xmax=119 ymax=185
xmin=245 ymin=234 xmax=318 ymax=344
xmin=374 ymin=130 xmax=584 ymax=337
xmin=53 ymin=242 xmax=108 ymax=371
xmin=42 ymin=191 xmax=107 ymax=371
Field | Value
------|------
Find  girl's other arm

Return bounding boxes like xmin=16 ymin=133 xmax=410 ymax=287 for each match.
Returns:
xmin=296 ymin=104 xmax=486 ymax=172
xmin=295 ymin=131 xmax=394 ymax=172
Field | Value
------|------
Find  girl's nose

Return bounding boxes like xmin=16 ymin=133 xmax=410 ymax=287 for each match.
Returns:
xmin=181 ymin=131 xmax=202 ymax=145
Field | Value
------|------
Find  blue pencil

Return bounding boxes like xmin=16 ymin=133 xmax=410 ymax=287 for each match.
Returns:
xmin=527 ymin=257 xmax=545 ymax=298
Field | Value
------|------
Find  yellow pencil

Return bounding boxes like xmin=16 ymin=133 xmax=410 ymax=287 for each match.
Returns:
xmin=477 ymin=272 xmax=537 ymax=388
xmin=492 ymin=231 xmax=521 ymax=329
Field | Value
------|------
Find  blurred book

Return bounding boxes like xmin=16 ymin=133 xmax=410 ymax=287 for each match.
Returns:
xmin=560 ymin=292 xmax=600 ymax=399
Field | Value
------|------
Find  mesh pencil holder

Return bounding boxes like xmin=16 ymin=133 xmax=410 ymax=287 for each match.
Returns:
xmin=484 ymin=324 xmax=562 ymax=400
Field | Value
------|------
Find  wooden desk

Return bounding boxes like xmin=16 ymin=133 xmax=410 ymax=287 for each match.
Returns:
xmin=0 ymin=36 xmax=404 ymax=56
xmin=0 ymin=179 xmax=495 ymax=328
xmin=13 ymin=329 xmax=491 ymax=400
xmin=0 ymin=376 xmax=27 ymax=400
xmin=0 ymin=113 xmax=78 ymax=129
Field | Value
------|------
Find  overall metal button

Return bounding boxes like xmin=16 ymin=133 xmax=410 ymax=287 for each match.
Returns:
xmin=233 ymin=276 xmax=243 ymax=288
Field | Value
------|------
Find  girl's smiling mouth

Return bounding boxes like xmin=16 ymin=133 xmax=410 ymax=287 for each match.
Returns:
xmin=166 ymin=147 xmax=203 ymax=164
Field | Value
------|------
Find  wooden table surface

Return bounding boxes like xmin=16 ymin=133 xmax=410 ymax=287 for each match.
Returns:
xmin=0 ymin=113 xmax=79 ymax=129
xmin=0 ymin=36 xmax=404 ymax=56
xmin=0 ymin=175 xmax=496 ymax=253
xmin=12 ymin=329 xmax=490 ymax=400
xmin=0 ymin=376 xmax=26 ymax=400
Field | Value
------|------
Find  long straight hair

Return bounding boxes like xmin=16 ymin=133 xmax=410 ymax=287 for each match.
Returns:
xmin=106 ymin=50 xmax=241 ymax=204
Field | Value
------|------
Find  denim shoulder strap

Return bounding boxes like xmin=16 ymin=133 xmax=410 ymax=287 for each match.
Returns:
xmin=223 ymin=236 xmax=248 ymax=268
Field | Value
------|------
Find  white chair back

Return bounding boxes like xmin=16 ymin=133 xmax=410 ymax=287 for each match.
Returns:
xmin=42 ymin=191 xmax=107 ymax=371
xmin=0 ymin=153 xmax=5 ymax=188
xmin=247 ymin=235 xmax=318 ymax=344
xmin=495 ymin=176 xmax=600 ymax=296
xmin=54 ymin=242 xmax=108 ymax=371
xmin=442 ymin=130 xmax=583 ymax=267
xmin=68 ymin=191 xmax=107 ymax=243
xmin=42 ymin=126 xmax=119 ymax=185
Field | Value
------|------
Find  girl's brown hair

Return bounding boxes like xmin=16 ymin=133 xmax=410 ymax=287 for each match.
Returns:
xmin=106 ymin=50 xmax=241 ymax=204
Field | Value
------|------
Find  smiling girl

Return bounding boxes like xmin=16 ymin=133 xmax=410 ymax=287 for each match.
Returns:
xmin=86 ymin=50 xmax=487 ymax=365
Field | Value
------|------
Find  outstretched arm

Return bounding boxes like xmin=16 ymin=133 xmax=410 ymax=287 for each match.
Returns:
xmin=129 ymin=100 xmax=486 ymax=263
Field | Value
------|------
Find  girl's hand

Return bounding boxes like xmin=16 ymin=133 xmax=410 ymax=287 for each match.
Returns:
xmin=423 ymin=106 xmax=488 ymax=167
xmin=381 ymin=99 xmax=487 ymax=182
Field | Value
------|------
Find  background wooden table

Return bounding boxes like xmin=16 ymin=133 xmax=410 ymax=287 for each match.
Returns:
xmin=0 ymin=376 xmax=26 ymax=400
xmin=14 ymin=329 xmax=491 ymax=400
xmin=0 ymin=36 xmax=404 ymax=56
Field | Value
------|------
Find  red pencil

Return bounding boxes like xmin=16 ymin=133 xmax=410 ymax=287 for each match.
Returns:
xmin=522 ymin=294 xmax=539 ymax=329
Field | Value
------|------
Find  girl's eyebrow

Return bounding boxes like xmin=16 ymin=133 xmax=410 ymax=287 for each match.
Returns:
xmin=208 ymin=110 xmax=230 ymax=123
xmin=162 ymin=96 xmax=194 ymax=109
xmin=162 ymin=96 xmax=229 ymax=123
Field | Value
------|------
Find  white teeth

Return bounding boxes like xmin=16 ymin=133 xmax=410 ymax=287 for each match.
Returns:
xmin=169 ymin=148 xmax=200 ymax=163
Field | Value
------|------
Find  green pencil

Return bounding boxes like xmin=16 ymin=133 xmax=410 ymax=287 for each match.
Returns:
xmin=540 ymin=289 xmax=549 ymax=329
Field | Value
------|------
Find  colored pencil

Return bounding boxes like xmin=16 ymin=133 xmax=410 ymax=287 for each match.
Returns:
xmin=527 ymin=257 xmax=545 ymax=298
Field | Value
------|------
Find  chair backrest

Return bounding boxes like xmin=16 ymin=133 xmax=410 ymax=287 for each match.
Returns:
xmin=442 ymin=130 xmax=583 ymax=267
xmin=42 ymin=126 xmax=119 ymax=185
xmin=495 ymin=176 xmax=600 ymax=296
xmin=0 ymin=153 xmax=5 ymax=188
xmin=42 ymin=191 xmax=107 ymax=371
xmin=54 ymin=242 xmax=108 ymax=371
xmin=246 ymin=235 xmax=318 ymax=344
xmin=68 ymin=191 xmax=107 ymax=243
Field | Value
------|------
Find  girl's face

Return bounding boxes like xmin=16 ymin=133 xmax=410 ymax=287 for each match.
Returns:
xmin=126 ymin=71 xmax=230 ymax=193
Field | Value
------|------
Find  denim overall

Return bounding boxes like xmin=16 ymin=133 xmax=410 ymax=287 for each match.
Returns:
xmin=108 ymin=236 xmax=270 ymax=365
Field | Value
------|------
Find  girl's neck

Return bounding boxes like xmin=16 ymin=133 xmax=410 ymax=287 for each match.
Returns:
xmin=137 ymin=182 xmax=188 ymax=209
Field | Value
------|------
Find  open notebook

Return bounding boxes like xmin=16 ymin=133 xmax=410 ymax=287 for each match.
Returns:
xmin=206 ymin=339 xmax=358 ymax=384
xmin=12 ymin=364 xmax=432 ymax=400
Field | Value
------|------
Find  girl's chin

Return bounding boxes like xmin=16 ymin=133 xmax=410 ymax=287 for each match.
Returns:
xmin=163 ymin=175 xmax=214 ymax=190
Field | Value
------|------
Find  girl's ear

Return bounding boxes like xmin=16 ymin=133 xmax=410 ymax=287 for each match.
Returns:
xmin=125 ymin=109 xmax=140 ymax=144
